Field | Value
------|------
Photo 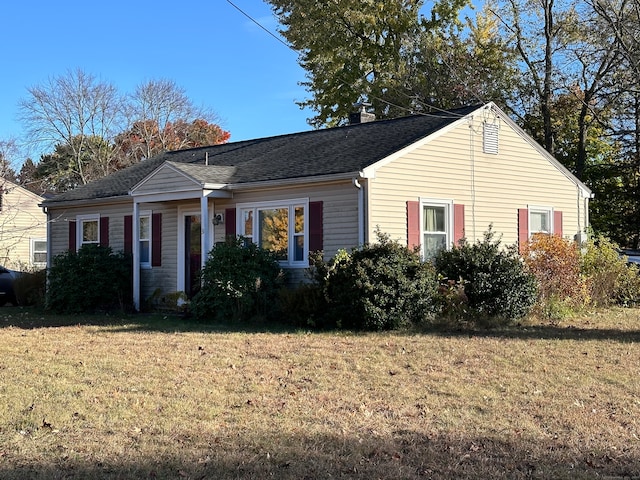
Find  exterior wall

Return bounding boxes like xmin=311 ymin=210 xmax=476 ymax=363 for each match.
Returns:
xmin=213 ymin=180 xmax=360 ymax=260
xmin=47 ymin=179 xmax=361 ymax=303
xmin=0 ymin=182 xmax=46 ymax=269
xmin=47 ymin=201 xmax=178 ymax=302
xmin=368 ymin=112 xmax=587 ymax=248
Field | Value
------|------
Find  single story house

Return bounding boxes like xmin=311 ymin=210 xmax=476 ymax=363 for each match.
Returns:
xmin=0 ymin=178 xmax=47 ymax=269
xmin=42 ymin=102 xmax=592 ymax=311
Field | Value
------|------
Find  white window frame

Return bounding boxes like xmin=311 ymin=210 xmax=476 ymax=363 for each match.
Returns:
xmin=236 ymin=198 xmax=309 ymax=268
xmin=420 ymin=198 xmax=454 ymax=260
xmin=528 ymin=205 xmax=554 ymax=236
xmin=139 ymin=210 xmax=151 ymax=269
xmin=76 ymin=214 xmax=100 ymax=248
xmin=30 ymin=238 xmax=47 ymax=267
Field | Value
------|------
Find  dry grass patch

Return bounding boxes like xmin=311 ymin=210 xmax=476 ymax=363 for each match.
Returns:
xmin=0 ymin=308 xmax=639 ymax=479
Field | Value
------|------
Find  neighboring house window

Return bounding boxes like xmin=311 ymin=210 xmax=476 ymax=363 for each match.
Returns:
xmin=421 ymin=199 xmax=453 ymax=260
xmin=139 ymin=212 xmax=151 ymax=267
xmin=77 ymin=214 xmax=100 ymax=247
xmin=238 ymin=199 xmax=309 ymax=266
xmin=483 ymin=122 xmax=499 ymax=154
xmin=31 ymin=238 xmax=47 ymax=267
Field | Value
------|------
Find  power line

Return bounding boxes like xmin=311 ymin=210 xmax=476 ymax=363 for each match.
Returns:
xmin=225 ymin=0 xmax=290 ymax=50
xmin=225 ymin=0 xmax=468 ymax=120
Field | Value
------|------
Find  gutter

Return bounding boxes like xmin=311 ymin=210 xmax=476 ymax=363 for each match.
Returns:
xmin=353 ymin=176 xmax=365 ymax=245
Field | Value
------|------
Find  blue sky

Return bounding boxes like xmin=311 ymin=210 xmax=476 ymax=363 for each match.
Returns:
xmin=0 ymin=0 xmax=311 ymax=164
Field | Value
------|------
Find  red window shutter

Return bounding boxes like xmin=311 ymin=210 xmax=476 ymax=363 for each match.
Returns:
xmin=100 ymin=217 xmax=109 ymax=247
xmin=554 ymin=211 xmax=563 ymax=237
xmin=69 ymin=221 xmax=77 ymax=252
xmin=518 ymin=208 xmax=529 ymax=254
xmin=124 ymin=215 xmax=133 ymax=254
xmin=151 ymin=213 xmax=162 ymax=267
xmin=309 ymin=201 xmax=323 ymax=252
xmin=225 ymin=208 xmax=236 ymax=239
xmin=407 ymin=201 xmax=420 ymax=250
xmin=453 ymin=204 xmax=465 ymax=245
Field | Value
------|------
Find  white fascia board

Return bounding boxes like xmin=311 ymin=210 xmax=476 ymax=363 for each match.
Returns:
xmin=226 ymin=172 xmax=358 ymax=191
xmin=360 ymin=111 xmax=475 ymax=179
xmin=132 ymin=187 xmax=232 ymax=203
xmin=41 ymin=196 xmax=131 ymax=209
xmin=489 ymin=103 xmax=593 ymax=198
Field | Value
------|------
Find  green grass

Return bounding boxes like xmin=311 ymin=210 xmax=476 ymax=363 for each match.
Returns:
xmin=0 ymin=307 xmax=639 ymax=479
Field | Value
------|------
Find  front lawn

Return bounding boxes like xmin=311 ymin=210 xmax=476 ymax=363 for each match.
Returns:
xmin=0 ymin=308 xmax=638 ymax=479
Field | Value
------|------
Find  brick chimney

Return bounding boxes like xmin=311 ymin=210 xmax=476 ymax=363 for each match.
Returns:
xmin=349 ymin=102 xmax=375 ymax=124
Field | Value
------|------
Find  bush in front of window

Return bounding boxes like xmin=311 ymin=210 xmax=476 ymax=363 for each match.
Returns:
xmin=434 ymin=228 xmax=537 ymax=324
xmin=47 ymin=244 xmax=132 ymax=314
xmin=319 ymin=231 xmax=438 ymax=331
xmin=522 ymin=232 xmax=588 ymax=320
xmin=190 ymin=237 xmax=285 ymax=322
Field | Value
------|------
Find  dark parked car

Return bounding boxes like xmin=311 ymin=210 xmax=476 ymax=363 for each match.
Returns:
xmin=0 ymin=266 xmax=20 ymax=306
xmin=620 ymin=249 xmax=640 ymax=266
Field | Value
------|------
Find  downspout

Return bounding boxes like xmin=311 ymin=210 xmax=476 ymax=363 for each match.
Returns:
xmin=41 ymin=205 xmax=51 ymax=269
xmin=353 ymin=178 xmax=365 ymax=245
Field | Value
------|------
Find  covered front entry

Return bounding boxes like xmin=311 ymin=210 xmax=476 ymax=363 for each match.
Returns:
xmin=129 ymin=160 xmax=233 ymax=310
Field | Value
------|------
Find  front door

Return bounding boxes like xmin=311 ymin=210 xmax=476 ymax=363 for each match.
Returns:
xmin=185 ymin=215 xmax=202 ymax=298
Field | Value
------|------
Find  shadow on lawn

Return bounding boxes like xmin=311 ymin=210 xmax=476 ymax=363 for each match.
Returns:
xmin=428 ymin=323 xmax=640 ymax=343
xmin=0 ymin=306 xmax=296 ymax=334
xmin=2 ymin=306 xmax=640 ymax=342
xmin=0 ymin=430 xmax=638 ymax=480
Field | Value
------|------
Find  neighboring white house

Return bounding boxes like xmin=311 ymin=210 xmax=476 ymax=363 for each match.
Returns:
xmin=0 ymin=178 xmax=47 ymax=269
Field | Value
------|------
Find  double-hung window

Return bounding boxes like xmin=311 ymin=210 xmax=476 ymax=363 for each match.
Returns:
xmin=529 ymin=206 xmax=553 ymax=235
xmin=421 ymin=199 xmax=453 ymax=260
xmin=139 ymin=212 xmax=151 ymax=267
xmin=31 ymin=238 xmax=47 ymax=267
xmin=238 ymin=199 xmax=308 ymax=267
xmin=77 ymin=214 xmax=100 ymax=247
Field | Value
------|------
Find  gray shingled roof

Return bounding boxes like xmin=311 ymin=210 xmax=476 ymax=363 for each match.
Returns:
xmin=43 ymin=105 xmax=479 ymax=206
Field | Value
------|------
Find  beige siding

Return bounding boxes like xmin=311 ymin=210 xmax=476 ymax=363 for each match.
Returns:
xmin=134 ymin=165 xmax=199 ymax=194
xmin=369 ymin=112 xmax=587 ymax=248
xmin=213 ymin=180 xmax=360 ymax=260
xmin=0 ymin=182 xmax=47 ymax=268
xmin=48 ymin=201 xmax=179 ymax=302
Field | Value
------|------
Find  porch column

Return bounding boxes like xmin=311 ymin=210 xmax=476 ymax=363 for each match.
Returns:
xmin=200 ymin=193 xmax=210 ymax=268
xmin=132 ymin=201 xmax=140 ymax=311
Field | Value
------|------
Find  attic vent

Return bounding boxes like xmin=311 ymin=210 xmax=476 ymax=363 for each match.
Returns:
xmin=483 ymin=122 xmax=499 ymax=154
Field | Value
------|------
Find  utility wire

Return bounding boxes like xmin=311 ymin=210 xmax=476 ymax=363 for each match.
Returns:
xmin=225 ymin=0 xmax=468 ymax=119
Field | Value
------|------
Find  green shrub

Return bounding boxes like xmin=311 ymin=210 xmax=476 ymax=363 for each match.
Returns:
xmin=582 ymin=235 xmax=640 ymax=306
xmin=278 ymin=282 xmax=327 ymax=328
xmin=612 ymin=263 xmax=640 ymax=306
xmin=46 ymin=244 xmax=132 ymax=314
xmin=13 ymin=268 xmax=46 ymax=307
xmin=190 ymin=237 xmax=284 ymax=322
xmin=434 ymin=228 xmax=537 ymax=324
xmin=318 ymin=232 xmax=437 ymax=331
